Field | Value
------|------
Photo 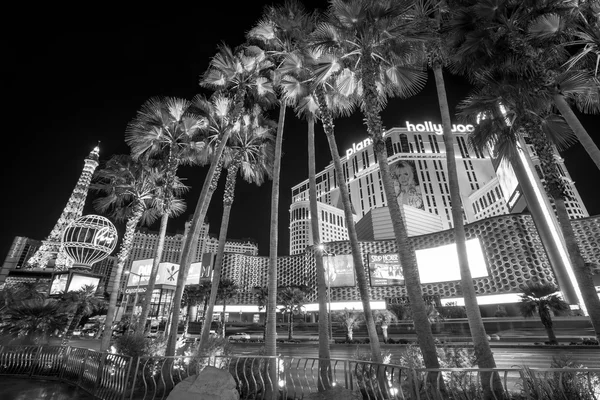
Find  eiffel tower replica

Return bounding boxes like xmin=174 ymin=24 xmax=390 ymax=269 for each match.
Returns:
xmin=26 ymin=145 xmax=100 ymax=271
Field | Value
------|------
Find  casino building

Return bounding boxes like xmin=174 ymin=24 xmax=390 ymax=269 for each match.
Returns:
xmin=289 ymin=123 xmax=588 ymax=255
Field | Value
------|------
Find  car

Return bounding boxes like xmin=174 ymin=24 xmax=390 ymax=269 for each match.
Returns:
xmin=228 ymin=332 xmax=251 ymax=341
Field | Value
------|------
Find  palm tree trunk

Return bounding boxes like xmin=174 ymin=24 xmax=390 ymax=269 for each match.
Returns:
xmin=434 ymin=65 xmax=503 ymax=398
xmin=165 ymin=86 xmax=245 ymax=357
xmin=306 ymin=113 xmax=332 ymax=390
xmin=100 ymin=206 xmax=144 ymax=352
xmin=266 ymin=103 xmax=285 ymax=400
xmin=222 ymin=300 xmax=227 ymax=337
xmin=360 ymin=57 xmax=437 ymax=368
xmin=554 ymin=196 xmax=600 ymax=339
xmin=382 ymin=326 xmax=389 ymax=343
xmin=553 ymin=93 xmax=600 ymax=170
xmin=315 ymin=88 xmax=383 ymax=363
xmin=198 ymin=164 xmax=239 ymax=350
xmin=539 ymin=309 xmax=558 ymax=344
xmin=136 ymin=212 xmax=169 ymax=333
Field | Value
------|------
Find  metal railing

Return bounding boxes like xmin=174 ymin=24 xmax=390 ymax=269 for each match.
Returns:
xmin=0 ymin=345 xmax=132 ymax=400
xmin=1 ymin=346 xmax=599 ymax=400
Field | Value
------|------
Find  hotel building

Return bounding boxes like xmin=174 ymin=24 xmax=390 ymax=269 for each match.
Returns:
xmin=289 ymin=123 xmax=588 ymax=254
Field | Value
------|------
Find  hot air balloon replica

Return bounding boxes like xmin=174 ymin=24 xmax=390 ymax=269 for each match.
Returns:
xmin=49 ymin=215 xmax=118 ymax=295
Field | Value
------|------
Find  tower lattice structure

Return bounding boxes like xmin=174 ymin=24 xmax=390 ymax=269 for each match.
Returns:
xmin=27 ymin=145 xmax=100 ymax=271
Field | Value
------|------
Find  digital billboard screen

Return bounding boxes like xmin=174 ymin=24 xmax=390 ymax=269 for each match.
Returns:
xmin=68 ymin=273 xmax=101 ymax=292
xmin=323 ymin=254 xmax=356 ymax=287
xmin=128 ymin=259 xmax=201 ymax=286
xmin=368 ymin=253 xmax=404 ymax=286
xmin=415 ymin=238 xmax=489 ymax=284
xmin=50 ymin=273 xmax=68 ymax=295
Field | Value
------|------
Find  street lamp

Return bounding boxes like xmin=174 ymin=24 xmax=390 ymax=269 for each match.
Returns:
xmin=317 ymin=245 xmax=335 ymax=340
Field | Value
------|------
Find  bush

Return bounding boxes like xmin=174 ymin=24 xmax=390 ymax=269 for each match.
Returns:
xmin=437 ymin=306 xmax=467 ymax=319
xmin=114 ymin=332 xmax=167 ymax=359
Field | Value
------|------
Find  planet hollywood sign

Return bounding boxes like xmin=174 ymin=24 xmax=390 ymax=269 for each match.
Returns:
xmin=345 ymin=121 xmax=475 ymax=157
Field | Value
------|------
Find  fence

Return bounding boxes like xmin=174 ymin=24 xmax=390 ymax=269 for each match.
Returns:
xmin=1 ymin=346 xmax=599 ymax=400
xmin=0 ymin=345 xmax=132 ymax=400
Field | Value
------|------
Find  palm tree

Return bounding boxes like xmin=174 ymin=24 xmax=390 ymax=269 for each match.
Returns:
xmin=1 ymin=299 xmax=68 ymax=344
xmin=250 ymin=7 xmax=338 ymax=388
xmin=165 ymin=45 xmax=276 ymax=357
xmin=215 ymin=278 xmax=239 ymax=337
xmin=448 ymin=0 xmax=600 ymax=170
xmin=91 ymin=155 xmax=161 ymax=352
xmin=372 ymin=309 xmax=398 ymax=343
xmin=519 ymin=282 xmax=569 ymax=345
xmin=277 ymin=286 xmax=308 ymax=341
xmin=197 ymin=109 xmax=275 ymax=350
xmin=415 ymin=2 xmax=504 ymax=396
xmin=58 ymin=284 xmax=105 ymax=343
xmin=333 ymin=308 xmax=364 ymax=341
xmin=312 ymin=0 xmax=438 ymax=368
xmin=253 ymin=286 xmax=269 ymax=340
xmin=125 ymin=96 xmax=204 ymax=333
xmin=247 ymin=0 xmax=312 ymax=365
xmin=460 ymin=77 xmax=600 ymax=341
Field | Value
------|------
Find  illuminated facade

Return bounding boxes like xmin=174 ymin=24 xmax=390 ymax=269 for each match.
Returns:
xmin=289 ymin=124 xmax=588 ymax=253
xmin=26 ymin=145 xmax=100 ymax=271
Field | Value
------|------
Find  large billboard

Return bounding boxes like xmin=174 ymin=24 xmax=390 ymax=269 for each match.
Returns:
xmin=390 ymin=160 xmax=424 ymax=210
xmin=128 ymin=258 xmax=206 ymax=287
xmin=368 ymin=253 xmax=404 ymax=286
xmin=68 ymin=273 xmax=101 ymax=292
xmin=415 ymin=238 xmax=489 ymax=284
xmin=323 ymin=254 xmax=356 ymax=287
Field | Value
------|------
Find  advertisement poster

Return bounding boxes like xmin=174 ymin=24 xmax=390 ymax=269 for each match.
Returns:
xmin=368 ymin=253 xmax=404 ymax=286
xmin=50 ymin=273 xmax=68 ymax=295
xmin=68 ymin=274 xmax=101 ymax=292
xmin=323 ymin=254 xmax=356 ymax=287
xmin=390 ymin=160 xmax=424 ymax=210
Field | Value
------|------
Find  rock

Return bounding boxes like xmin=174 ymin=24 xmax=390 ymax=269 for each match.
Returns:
xmin=303 ymin=386 xmax=362 ymax=400
xmin=166 ymin=366 xmax=239 ymax=400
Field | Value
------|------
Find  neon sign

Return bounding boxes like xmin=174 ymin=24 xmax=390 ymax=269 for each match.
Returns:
xmin=406 ymin=121 xmax=474 ymax=135
xmin=345 ymin=138 xmax=372 ymax=158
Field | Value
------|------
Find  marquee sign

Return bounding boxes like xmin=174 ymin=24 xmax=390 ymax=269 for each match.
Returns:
xmin=405 ymin=121 xmax=475 ymax=135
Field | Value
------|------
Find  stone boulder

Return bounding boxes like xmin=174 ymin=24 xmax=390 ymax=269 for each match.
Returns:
xmin=166 ymin=366 xmax=239 ymax=400
xmin=303 ymin=386 xmax=362 ymax=400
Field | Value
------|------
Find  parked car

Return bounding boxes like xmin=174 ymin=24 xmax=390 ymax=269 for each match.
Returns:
xmin=228 ymin=332 xmax=251 ymax=341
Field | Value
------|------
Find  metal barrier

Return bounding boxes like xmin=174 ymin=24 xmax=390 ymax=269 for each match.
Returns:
xmin=0 ymin=345 xmax=132 ymax=400
xmin=1 ymin=346 xmax=600 ymax=399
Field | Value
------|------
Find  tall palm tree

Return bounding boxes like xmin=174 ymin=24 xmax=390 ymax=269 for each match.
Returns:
xmin=448 ymin=0 xmax=600 ymax=170
xmin=92 ymin=155 xmax=161 ymax=352
xmin=165 ymin=45 xmax=276 ymax=357
xmin=312 ymin=0 xmax=439 ymax=368
xmin=247 ymin=0 xmax=312 ymax=364
xmin=216 ymin=278 xmax=239 ymax=337
xmin=197 ymin=109 xmax=275 ymax=350
xmin=1 ymin=299 xmax=68 ymax=345
xmin=519 ymin=282 xmax=569 ymax=345
xmin=460 ymin=78 xmax=600 ymax=341
xmin=277 ymin=286 xmax=307 ymax=340
xmin=416 ymin=3 xmax=504 ymax=396
xmin=125 ymin=96 xmax=202 ymax=333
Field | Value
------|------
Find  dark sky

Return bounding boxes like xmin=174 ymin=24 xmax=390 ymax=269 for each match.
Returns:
xmin=2 ymin=2 xmax=599 ymax=260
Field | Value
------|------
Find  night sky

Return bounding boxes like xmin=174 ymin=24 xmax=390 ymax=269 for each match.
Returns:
xmin=2 ymin=2 xmax=599 ymax=260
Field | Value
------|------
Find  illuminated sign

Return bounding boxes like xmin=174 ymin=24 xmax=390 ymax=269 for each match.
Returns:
xmin=405 ymin=121 xmax=474 ymax=135
xmin=323 ymin=254 xmax=356 ymax=287
xmin=50 ymin=274 xmax=69 ymax=295
xmin=125 ymin=287 xmax=147 ymax=294
xmin=368 ymin=253 xmax=404 ymax=286
xmin=68 ymin=273 xmax=100 ymax=292
xmin=92 ymin=226 xmax=117 ymax=247
xmin=415 ymin=238 xmax=489 ymax=284
xmin=345 ymin=138 xmax=373 ymax=158
xmin=128 ymin=259 xmax=202 ymax=287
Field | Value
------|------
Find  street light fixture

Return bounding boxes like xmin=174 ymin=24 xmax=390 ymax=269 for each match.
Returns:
xmin=317 ymin=245 xmax=335 ymax=340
